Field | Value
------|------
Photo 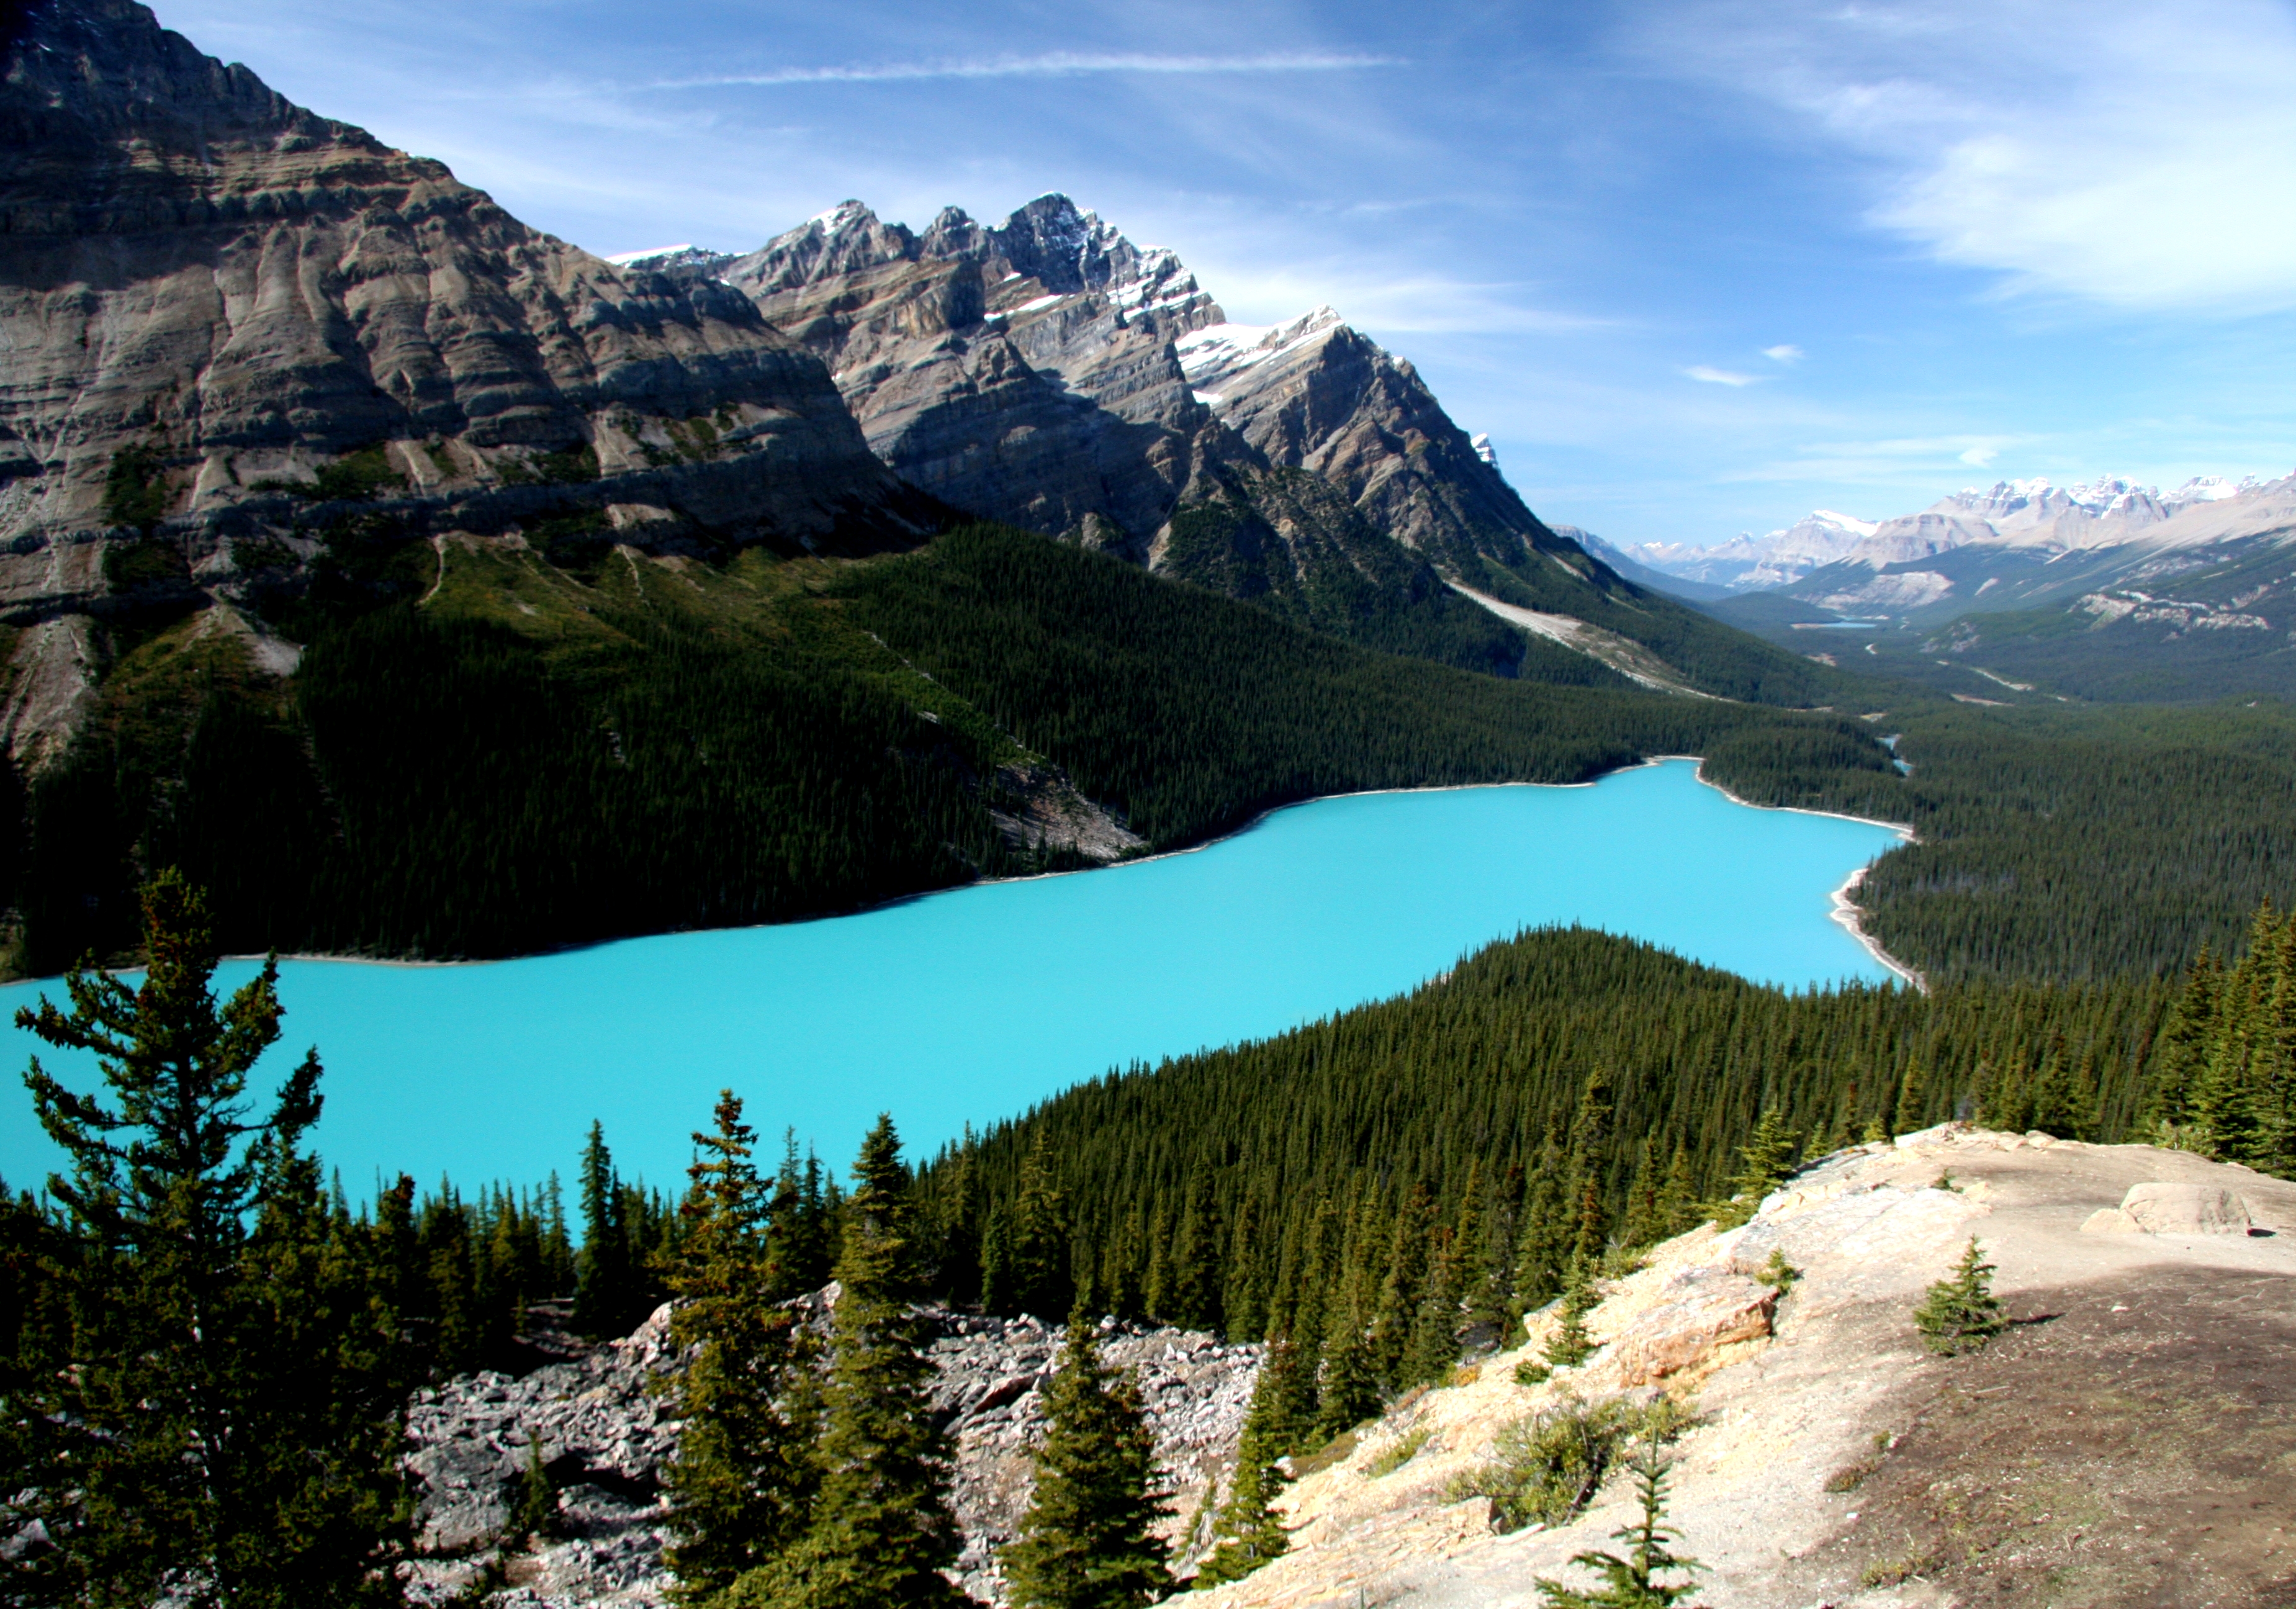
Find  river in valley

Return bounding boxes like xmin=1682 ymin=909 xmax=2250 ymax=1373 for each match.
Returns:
xmin=0 ymin=760 xmax=1907 ymax=1196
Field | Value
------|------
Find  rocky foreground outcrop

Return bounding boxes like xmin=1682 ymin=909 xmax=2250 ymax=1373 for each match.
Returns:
xmin=1195 ymin=1125 xmax=2296 ymax=1609
xmin=403 ymin=1304 xmax=1258 ymax=1608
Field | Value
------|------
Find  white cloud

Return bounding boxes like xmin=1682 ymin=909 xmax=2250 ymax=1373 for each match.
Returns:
xmin=1762 ymin=344 xmax=1804 ymax=364
xmin=1686 ymin=366 xmax=1758 ymax=386
xmin=651 ymin=51 xmax=1402 ymax=90
xmin=1722 ymin=433 xmax=2024 ymax=484
xmin=1192 ymin=256 xmax=1608 ymax=335
xmin=1636 ymin=0 xmax=2296 ymax=314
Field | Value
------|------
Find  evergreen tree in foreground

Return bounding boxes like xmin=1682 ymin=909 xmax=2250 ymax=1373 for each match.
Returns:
xmin=574 ymin=1119 xmax=633 ymax=1338
xmin=1704 ymin=1109 xmax=1799 ymax=1230
xmin=730 ymin=1115 xmax=969 ymax=1609
xmin=1193 ymin=1348 xmax=1294 ymax=1588
xmin=1913 ymin=1237 xmax=2007 ymax=1356
xmin=1535 ymin=1438 xmax=1706 ymax=1608
xmin=661 ymin=1091 xmax=821 ymax=1603
xmin=1543 ymin=1256 xmax=1599 ymax=1369
xmin=12 ymin=870 xmax=409 ymax=1607
xmin=1002 ymin=1314 xmax=1171 ymax=1609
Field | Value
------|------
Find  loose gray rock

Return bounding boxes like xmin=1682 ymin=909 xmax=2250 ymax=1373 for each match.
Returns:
xmin=403 ymin=1301 xmax=1259 ymax=1608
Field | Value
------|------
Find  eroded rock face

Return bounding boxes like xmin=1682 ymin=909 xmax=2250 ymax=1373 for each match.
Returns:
xmin=711 ymin=196 xmax=1584 ymax=597
xmin=0 ymin=0 xmax=943 ymax=762
xmin=403 ymin=1302 xmax=1259 ymax=1608
xmin=723 ymin=197 xmax=1236 ymax=560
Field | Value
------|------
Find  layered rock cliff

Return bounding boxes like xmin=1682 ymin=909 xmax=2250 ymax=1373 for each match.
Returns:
xmin=0 ymin=0 xmax=943 ymax=764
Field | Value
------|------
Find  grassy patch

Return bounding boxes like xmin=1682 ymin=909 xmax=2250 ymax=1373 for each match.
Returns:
xmin=1364 ymin=1427 xmax=1430 ymax=1478
xmin=102 ymin=443 xmax=171 ymax=531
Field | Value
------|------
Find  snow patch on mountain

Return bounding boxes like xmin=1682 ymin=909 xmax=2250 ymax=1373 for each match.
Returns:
xmin=1624 ymin=470 xmax=2296 ymax=597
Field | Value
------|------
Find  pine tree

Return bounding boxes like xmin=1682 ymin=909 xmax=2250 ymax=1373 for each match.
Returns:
xmin=1618 ymin=1139 xmax=1663 ymax=1251
xmin=13 ymin=870 xmax=409 ymax=1607
xmin=1890 ymin=1058 xmax=1931 ymax=1137
xmin=574 ymin=1120 xmax=633 ymax=1338
xmin=1543 ymin=1255 xmax=1598 ymax=1368
xmin=1912 ymin=1237 xmax=2007 ymax=1356
xmin=1534 ymin=1439 xmax=1705 ymax=1608
xmin=661 ymin=1091 xmax=820 ymax=1602
xmin=1512 ymin=1122 xmax=1572 ymax=1307
xmin=729 ymin=1115 xmax=966 ymax=1609
xmin=1002 ymin=1315 xmax=1171 ymax=1609
xmin=1314 ymin=1287 xmax=1382 ymax=1438
xmin=1653 ymin=1147 xmax=1698 ymax=1241
xmin=1192 ymin=1358 xmax=1292 ymax=1587
xmin=511 ymin=1436 xmax=557 ymax=1544
xmin=1006 ymin=1131 xmax=1072 ymax=1320
xmin=1706 ymin=1109 xmax=1797 ymax=1229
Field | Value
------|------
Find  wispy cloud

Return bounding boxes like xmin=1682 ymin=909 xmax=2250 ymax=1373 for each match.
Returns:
xmin=1685 ymin=365 xmax=1758 ymax=386
xmin=1762 ymin=344 xmax=1804 ymax=364
xmin=1634 ymin=0 xmax=2296 ymax=314
xmin=1722 ymin=433 xmax=2025 ymax=485
xmin=651 ymin=51 xmax=1402 ymax=91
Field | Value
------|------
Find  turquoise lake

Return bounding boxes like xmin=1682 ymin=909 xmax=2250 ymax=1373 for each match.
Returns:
xmin=0 ymin=759 xmax=1906 ymax=1197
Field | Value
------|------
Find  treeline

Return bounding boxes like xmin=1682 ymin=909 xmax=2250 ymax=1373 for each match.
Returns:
xmin=832 ymin=524 xmax=1894 ymax=850
xmin=2146 ymin=901 xmax=2296 ymax=1178
xmin=1743 ymin=700 xmax=2296 ymax=982
xmin=911 ymin=924 xmax=2177 ymax=1386
xmin=12 ymin=519 xmax=1901 ymax=970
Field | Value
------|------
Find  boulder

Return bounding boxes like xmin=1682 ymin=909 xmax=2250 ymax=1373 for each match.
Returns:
xmin=1601 ymin=1267 xmax=1776 ymax=1387
xmin=2094 ymin=1182 xmax=2254 ymax=1236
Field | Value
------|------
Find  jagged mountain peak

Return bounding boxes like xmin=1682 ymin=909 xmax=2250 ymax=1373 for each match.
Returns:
xmin=732 ymin=192 xmax=1164 ymax=302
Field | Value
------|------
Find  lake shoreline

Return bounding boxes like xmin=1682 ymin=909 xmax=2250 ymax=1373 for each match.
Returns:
xmin=27 ymin=755 xmax=1916 ymax=985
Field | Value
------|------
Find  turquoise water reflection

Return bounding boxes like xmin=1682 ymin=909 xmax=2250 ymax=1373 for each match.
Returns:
xmin=0 ymin=760 xmax=1905 ymax=1195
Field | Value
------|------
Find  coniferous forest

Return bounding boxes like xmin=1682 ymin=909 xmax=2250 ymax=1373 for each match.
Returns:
xmin=7 ymin=527 xmax=2296 ymax=1605
xmin=15 ymin=518 xmax=2296 ymax=987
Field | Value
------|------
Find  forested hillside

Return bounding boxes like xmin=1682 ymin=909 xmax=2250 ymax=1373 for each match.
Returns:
xmin=7 ymin=522 xmax=1896 ymax=973
xmin=1735 ymin=700 xmax=2296 ymax=981
xmin=911 ymin=920 xmax=2190 ymax=1384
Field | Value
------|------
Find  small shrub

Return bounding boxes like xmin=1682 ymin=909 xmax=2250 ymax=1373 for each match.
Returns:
xmin=1449 ymin=1397 xmax=1697 ymax=1533
xmin=1752 ymin=1249 xmax=1800 ymax=1292
xmin=311 ymin=444 xmax=406 ymax=502
xmin=1513 ymin=1359 xmax=1553 ymax=1387
xmin=1932 ymin=1169 xmax=1961 ymax=1192
xmin=1861 ymin=1553 xmax=1938 ymax=1589
xmin=1447 ymin=1363 xmax=1482 ymax=1388
xmin=102 ymin=443 xmax=171 ymax=530
xmin=1914 ymin=1237 xmax=2006 ymax=1356
xmin=102 ymin=536 xmax=189 ymax=590
xmin=1365 ymin=1426 xmax=1430 ymax=1478
xmin=230 ymin=536 xmax=297 ymax=572
xmin=533 ymin=443 xmax=600 ymax=484
xmin=1823 ymin=1459 xmax=1876 ymax=1494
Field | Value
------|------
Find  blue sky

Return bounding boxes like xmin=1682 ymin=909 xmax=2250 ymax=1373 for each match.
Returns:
xmin=162 ymin=0 xmax=2296 ymax=546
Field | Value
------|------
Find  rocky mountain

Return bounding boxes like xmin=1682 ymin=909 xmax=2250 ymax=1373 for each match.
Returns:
xmin=1193 ymin=1124 xmax=2296 ymax=1609
xmin=1619 ymin=472 xmax=2295 ymax=620
xmin=1604 ymin=471 xmax=2296 ymax=700
xmin=633 ymin=199 xmax=1839 ymax=699
xmin=0 ymin=0 xmax=943 ymax=767
xmin=1617 ymin=509 xmax=1878 ymax=593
